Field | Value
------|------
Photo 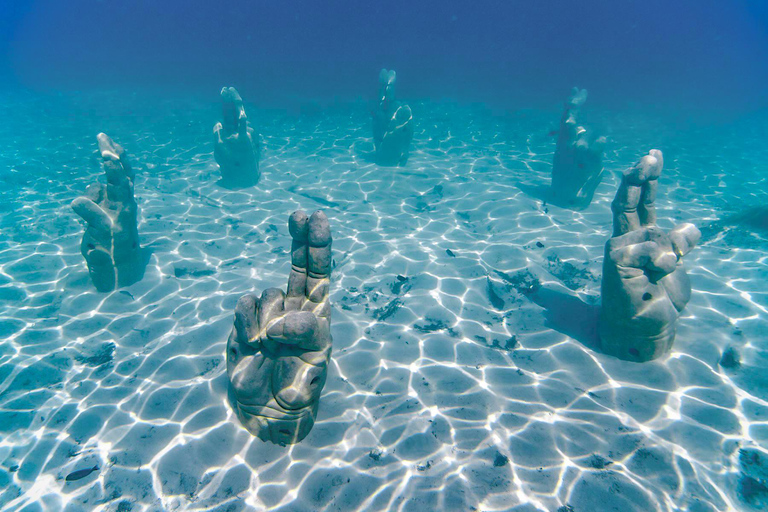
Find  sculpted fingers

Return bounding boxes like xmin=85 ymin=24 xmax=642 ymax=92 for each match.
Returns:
xmin=282 ymin=311 xmax=317 ymax=344
xmin=238 ymin=109 xmax=249 ymax=136
xmin=234 ymin=294 xmax=260 ymax=347
xmin=639 ymin=150 xmax=662 ymax=227
xmin=97 ymin=132 xmax=122 ymax=161
xmin=97 ymin=132 xmax=133 ymax=181
xmin=612 ymin=150 xmax=663 ymax=236
xmin=610 ymin=237 xmax=677 ymax=276
xmin=84 ymin=183 xmax=105 ymax=203
xmin=259 ymin=288 xmax=286 ymax=340
xmin=220 ymin=87 xmax=246 ymax=133
xmin=611 ymin=179 xmax=643 ymax=236
xmin=647 ymin=149 xmax=663 ymax=176
xmin=71 ymin=197 xmax=112 ymax=233
xmin=260 ymin=292 xmax=320 ymax=346
xmin=394 ymin=104 xmax=413 ymax=125
xmin=214 ymin=122 xmax=224 ymax=142
xmin=307 ymin=211 xmax=331 ymax=276
xmin=306 ymin=211 xmax=332 ymax=308
xmin=285 ymin=210 xmax=309 ymax=310
xmin=669 ymin=223 xmax=701 ymax=258
xmin=569 ymin=87 xmax=588 ymax=108
xmin=626 ymin=153 xmax=660 ymax=185
xmin=639 ymin=177 xmax=658 ymax=227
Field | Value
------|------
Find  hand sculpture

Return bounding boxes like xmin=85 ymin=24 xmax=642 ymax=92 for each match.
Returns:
xmin=372 ymin=69 xmax=413 ymax=167
xmin=214 ymin=86 xmax=261 ymax=187
xmin=599 ymin=150 xmax=700 ymax=362
xmin=71 ymin=133 xmax=145 ymax=292
xmin=227 ymin=210 xmax=333 ymax=445
xmin=550 ymin=88 xmax=606 ymax=209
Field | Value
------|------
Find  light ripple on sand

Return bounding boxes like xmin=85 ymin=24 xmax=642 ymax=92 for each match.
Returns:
xmin=0 ymin=92 xmax=766 ymax=511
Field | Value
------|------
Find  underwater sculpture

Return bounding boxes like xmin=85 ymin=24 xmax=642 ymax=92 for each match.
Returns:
xmin=372 ymin=69 xmax=414 ymax=166
xmin=599 ymin=150 xmax=700 ymax=362
xmin=550 ymin=88 xmax=606 ymax=209
xmin=227 ymin=210 xmax=333 ymax=445
xmin=71 ymin=133 xmax=145 ymax=292
xmin=213 ymin=86 xmax=261 ymax=187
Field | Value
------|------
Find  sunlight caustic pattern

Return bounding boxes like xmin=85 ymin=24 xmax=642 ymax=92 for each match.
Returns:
xmin=0 ymin=92 xmax=767 ymax=511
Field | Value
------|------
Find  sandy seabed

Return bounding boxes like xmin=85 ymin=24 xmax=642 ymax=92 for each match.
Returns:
xmin=0 ymin=91 xmax=767 ymax=512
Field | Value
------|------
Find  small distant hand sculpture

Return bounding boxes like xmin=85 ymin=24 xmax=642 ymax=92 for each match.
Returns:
xmin=372 ymin=69 xmax=413 ymax=167
xmin=214 ymin=86 xmax=261 ymax=187
xmin=599 ymin=150 xmax=700 ymax=362
xmin=550 ymin=88 xmax=606 ymax=209
xmin=227 ymin=210 xmax=333 ymax=445
xmin=71 ymin=133 xmax=144 ymax=292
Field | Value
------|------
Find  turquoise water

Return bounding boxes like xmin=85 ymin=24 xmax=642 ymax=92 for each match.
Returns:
xmin=0 ymin=88 xmax=766 ymax=511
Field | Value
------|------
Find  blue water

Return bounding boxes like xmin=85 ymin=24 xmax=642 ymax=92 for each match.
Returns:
xmin=1 ymin=3 xmax=768 ymax=512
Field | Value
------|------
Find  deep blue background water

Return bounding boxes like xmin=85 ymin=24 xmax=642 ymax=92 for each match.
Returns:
xmin=1 ymin=0 xmax=767 ymax=115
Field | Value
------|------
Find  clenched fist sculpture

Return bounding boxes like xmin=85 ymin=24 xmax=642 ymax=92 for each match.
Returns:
xmin=214 ymin=86 xmax=261 ymax=187
xmin=227 ymin=210 xmax=333 ymax=445
xmin=372 ymin=69 xmax=413 ymax=167
xmin=599 ymin=150 xmax=700 ymax=362
xmin=71 ymin=133 xmax=145 ymax=292
xmin=550 ymin=88 xmax=606 ymax=209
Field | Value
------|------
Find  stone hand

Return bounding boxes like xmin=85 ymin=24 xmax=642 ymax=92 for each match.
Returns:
xmin=599 ymin=150 xmax=700 ymax=361
xmin=71 ymin=133 xmax=142 ymax=292
xmin=379 ymin=68 xmax=397 ymax=105
xmin=551 ymin=87 xmax=606 ymax=208
xmin=213 ymin=86 xmax=261 ymax=186
xmin=373 ymin=69 xmax=413 ymax=167
xmin=227 ymin=210 xmax=333 ymax=445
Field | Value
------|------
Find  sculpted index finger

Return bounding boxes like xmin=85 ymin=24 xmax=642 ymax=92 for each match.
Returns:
xmin=285 ymin=210 xmax=309 ymax=310
xmin=306 ymin=210 xmax=332 ymax=305
xmin=611 ymin=149 xmax=663 ymax=237
xmin=639 ymin=149 xmax=662 ymax=228
xmin=308 ymin=211 xmax=332 ymax=277
xmin=71 ymin=197 xmax=112 ymax=232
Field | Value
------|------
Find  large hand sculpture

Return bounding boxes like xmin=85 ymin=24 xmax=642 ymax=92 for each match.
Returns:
xmin=599 ymin=150 xmax=700 ymax=362
xmin=71 ymin=133 xmax=145 ymax=292
xmin=214 ymin=86 xmax=261 ymax=187
xmin=372 ymin=69 xmax=413 ymax=167
xmin=550 ymin=88 xmax=606 ymax=209
xmin=227 ymin=210 xmax=333 ymax=445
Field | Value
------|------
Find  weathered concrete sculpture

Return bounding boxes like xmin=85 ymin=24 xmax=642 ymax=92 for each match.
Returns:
xmin=214 ymin=86 xmax=261 ymax=187
xmin=372 ymin=69 xmax=413 ymax=167
xmin=227 ymin=210 xmax=333 ymax=445
xmin=599 ymin=150 xmax=700 ymax=362
xmin=550 ymin=88 xmax=606 ymax=209
xmin=71 ymin=133 xmax=145 ymax=292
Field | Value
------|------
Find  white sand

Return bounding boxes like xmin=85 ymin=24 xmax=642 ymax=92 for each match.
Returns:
xmin=0 ymin=92 xmax=766 ymax=511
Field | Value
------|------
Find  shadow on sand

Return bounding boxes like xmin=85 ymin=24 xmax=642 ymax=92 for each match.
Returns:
xmin=517 ymin=182 xmax=594 ymax=211
xmin=527 ymin=283 xmax=602 ymax=352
